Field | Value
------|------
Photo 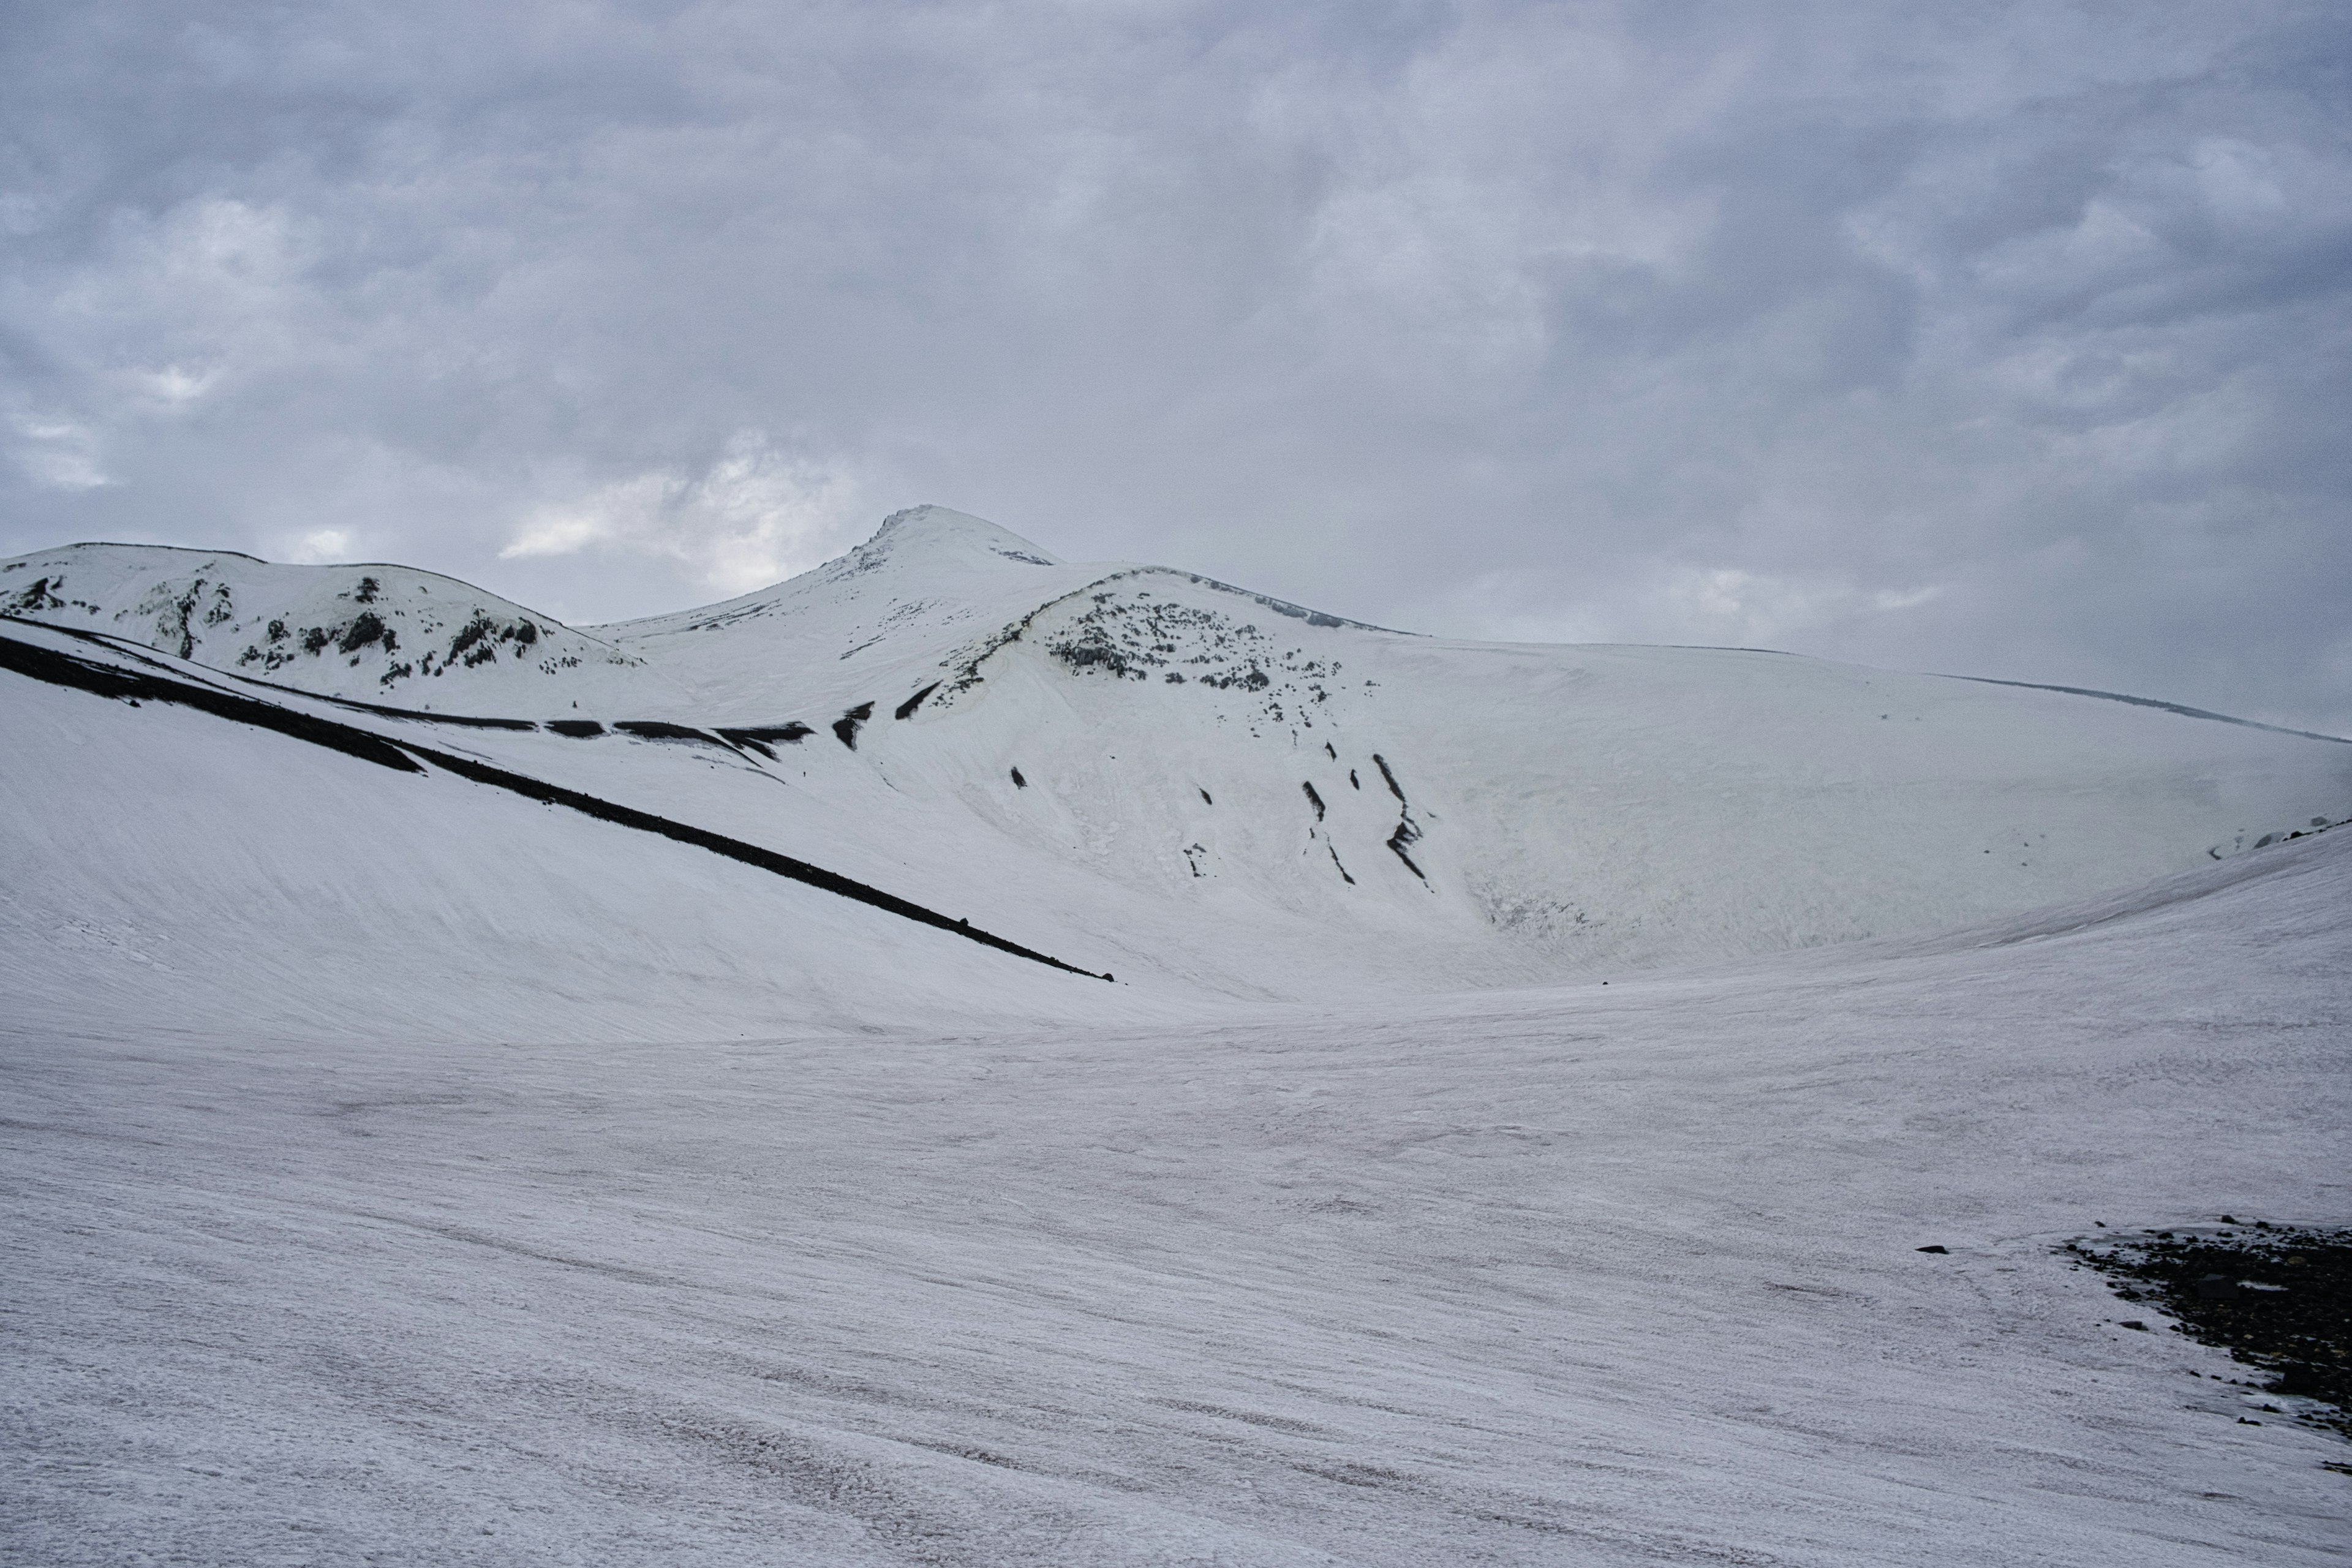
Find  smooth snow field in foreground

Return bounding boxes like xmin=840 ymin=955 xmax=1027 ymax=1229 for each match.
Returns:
xmin=2 ymin=510 xmax=2348 ymax=1564
xmin=6 ymin=831 xmax=2348 ymax=1565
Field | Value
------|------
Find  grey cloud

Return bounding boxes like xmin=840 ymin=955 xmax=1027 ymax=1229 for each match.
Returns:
xmin=2 ymin=0 xmax=2347 ymax=730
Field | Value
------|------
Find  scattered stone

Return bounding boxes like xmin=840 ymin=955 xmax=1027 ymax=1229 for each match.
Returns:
xmin=2068 ymin=1221 xmax=2352 ymax=1439
xmin=832 ymin=701 xmax=875 ymax=748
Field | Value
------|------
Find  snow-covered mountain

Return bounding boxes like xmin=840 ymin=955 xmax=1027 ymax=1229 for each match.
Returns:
xmin=0 ymin=541 xmax=652 ymax=709
xmin=6 ymin=508 xmax=2350 ymax=1566
xmin=4 ymin=505 xmax=2348 ymax=1008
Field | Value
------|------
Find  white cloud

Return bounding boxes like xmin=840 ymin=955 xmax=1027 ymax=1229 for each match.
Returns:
xmin=1426 ymin=565 xmax=1944 ymax=650
xmin=131 ymin=364 xmax=223 ymax=408
xmin=285 ymin=529 xmax=357 ymax=564
xmin=0 ymin=1 xmax=2344 ymax=727
xmin=1657 ymin=568 xmax=1945 ymax=646
xmin=8 ymin=415 xmax=109 ymax=491
xmin=503 ymin=434 xmax=864 ymax=595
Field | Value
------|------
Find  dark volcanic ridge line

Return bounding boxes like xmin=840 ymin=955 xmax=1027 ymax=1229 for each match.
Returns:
xmin=8 ymin=615 xmax=543 ymax=729
xmin=396 ymin=745 xmax=1110 ymax=981
xmin=1 ymin=620 xmax=426 ymax=774
xmin=4 ymin=618 xmax=805 ymax=749
xmin=0 ymin=625 xmax=1114 ymax=982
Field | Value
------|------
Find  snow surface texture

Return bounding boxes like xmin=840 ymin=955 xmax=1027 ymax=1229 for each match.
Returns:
xmin=2 ymin=507 xmax=2350 ymax=1564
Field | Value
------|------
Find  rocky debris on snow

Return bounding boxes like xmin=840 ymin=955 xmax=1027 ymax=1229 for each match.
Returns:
xmin=2070 ymin=1221 xmax=2352 ymax=1439
xmin=1043 ymin=590 xmax=1343 ymax=728
xmin=833 ymin=701 xmax=875 ymax=749
xmin=713 ymin=723 xmax=813 ymax=759
xmin=0 ymin=546 xmax=636 ymax=700
xmin=1371 ymin=753 xmax=1430 ymax=883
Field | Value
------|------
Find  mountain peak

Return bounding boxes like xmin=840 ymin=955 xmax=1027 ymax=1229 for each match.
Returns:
xmin=844 ymin=506 xmax=1064 ymax=573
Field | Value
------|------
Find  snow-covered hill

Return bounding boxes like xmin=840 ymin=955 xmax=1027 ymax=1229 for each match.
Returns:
xmin=5 ymin=506 xmax=2348 ymax=999
xmin=5 ymin=508 xmax=2350 ymax=1566
xmin=0 ymin=542 xmax=653 ymax=710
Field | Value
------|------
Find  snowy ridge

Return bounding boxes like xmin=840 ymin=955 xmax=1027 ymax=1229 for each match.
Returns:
xmin=0 ymin=541 xmax=651 ymax=710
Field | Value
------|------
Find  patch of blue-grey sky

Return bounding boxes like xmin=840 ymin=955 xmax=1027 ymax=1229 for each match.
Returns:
xmin=2 ymin=1 xmax=2346 ymax=729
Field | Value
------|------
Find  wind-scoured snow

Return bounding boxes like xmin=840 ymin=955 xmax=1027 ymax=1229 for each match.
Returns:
xmin=2 ymin=505 xmax=2348 ymax=1564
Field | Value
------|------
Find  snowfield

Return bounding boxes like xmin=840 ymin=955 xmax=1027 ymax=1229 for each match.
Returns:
xmin=2 ymin=508 xmax=2347 ymax=1564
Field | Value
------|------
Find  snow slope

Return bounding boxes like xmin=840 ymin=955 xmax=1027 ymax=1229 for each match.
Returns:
xmin=6 ymin=507 xmax=2351 ymax=1000
xmin=596 ymin=506 xmax=2351 ymax=978
xmin=4 ymin=505 xmax=2350 ymax=1563
xmin=2 ymin=791 xmax=2346 ymax=1566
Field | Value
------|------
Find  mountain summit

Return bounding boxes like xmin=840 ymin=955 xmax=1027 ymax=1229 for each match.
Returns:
xmin=851 ymin=503 xmax=1067 ymax=570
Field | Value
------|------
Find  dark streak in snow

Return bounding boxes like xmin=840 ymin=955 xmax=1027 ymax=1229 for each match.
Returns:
xmin=0 ymin=624 xmax=423 ymax=774
xmin=833 ymin=702 xmax=875 ymax=749
xmin=715 ymin=723 xmax=813 ymax=761
xmin=1371 ymin=753 xmax=1429 ymax=883
xmin=0 ymin=622 xmax=1112 ymax=982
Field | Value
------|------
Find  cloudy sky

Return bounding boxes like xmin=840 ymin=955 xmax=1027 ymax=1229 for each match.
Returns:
xmin=4 ymin=1 xmax=2347 ymax=729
